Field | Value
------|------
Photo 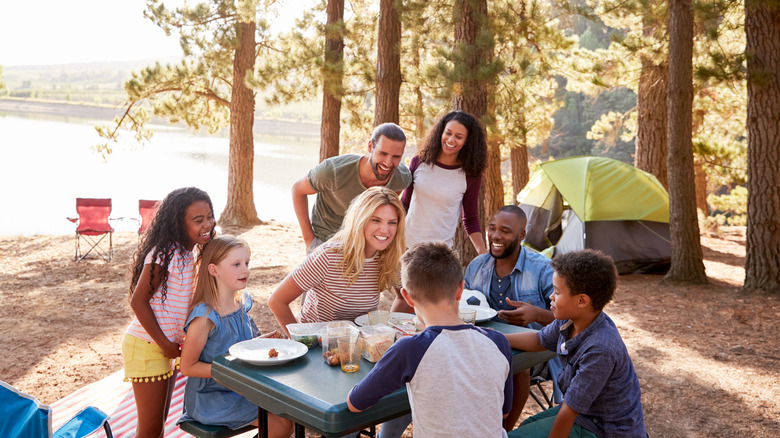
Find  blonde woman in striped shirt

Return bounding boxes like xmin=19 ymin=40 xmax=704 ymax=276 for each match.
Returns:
xmin=269 ymin=186 xmax=405 ymax=335
xmin=123 ymin=187 xmax=216 ymax=438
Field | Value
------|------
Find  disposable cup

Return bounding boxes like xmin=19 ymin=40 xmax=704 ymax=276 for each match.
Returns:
xmin=368 ymin=309 xmax=390 ymax=326
xmin=337 ymin=327 xmax=363 ymax=373
xmin=458 ymin=308 xmax=477 ymax=324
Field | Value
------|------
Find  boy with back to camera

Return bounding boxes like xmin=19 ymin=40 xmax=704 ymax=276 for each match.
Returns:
xmin=506 ymin=249 xmax=648 ymax=438
xmin=347 ymin=241 xmax=513 ymax=437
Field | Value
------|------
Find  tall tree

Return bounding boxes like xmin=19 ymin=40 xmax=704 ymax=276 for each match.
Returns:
xmin=374 ymin=0 xmax=402 ymax=126
xmin=451 ymin=0 xmax=500 ymax=266
xmin=744 ymin=0 xmax=780 ymax=294
xmin=664 ymin=0 xmax=707 ymax=284
xmin=96 ymin=0 xmax=272 ymax=226
xmin=320 ymin=0 xmax=345 ymax=161
xmin=635 ymin=10 xmax=669 ymax=189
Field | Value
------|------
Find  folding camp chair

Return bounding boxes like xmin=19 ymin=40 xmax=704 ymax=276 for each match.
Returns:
xmin=67 ymin=198 xmax=114 ymax=263
xmin=529 ymin=361 xmax=556 ymax=411
xmin=0 ymin=380 xmax=113 ymax=438
xmin=137 ymin=199 xmax=160 ymax=235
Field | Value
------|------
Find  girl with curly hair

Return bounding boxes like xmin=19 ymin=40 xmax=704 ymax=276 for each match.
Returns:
xmin=401 ymin=110 xmax=488 ymax=254
xmin=268 ymin=186 xmax=405 ymax=334
xmin=123 ymin=187 xmax=216 ymax=437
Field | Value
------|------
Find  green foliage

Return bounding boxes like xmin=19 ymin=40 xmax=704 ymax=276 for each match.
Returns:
xmin=708 ymin=185 xmax=747 ymax=226
xmin=96 ymin=0 xmax=280 ymax=154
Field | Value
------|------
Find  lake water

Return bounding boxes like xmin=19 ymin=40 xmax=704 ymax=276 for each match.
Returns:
xmin=0 ymin=111 xmax=320 ymax=236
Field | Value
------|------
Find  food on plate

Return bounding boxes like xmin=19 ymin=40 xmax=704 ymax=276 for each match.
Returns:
xmin=268 ymin=348 xmax=279 ymax=358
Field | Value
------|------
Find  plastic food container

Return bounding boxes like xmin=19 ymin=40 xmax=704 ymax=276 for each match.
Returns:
xmin=320 ymin=321 xmax=358 ymax=365
xmin=359 ymin=325 xmax=396 ymax=362
xmin=286 ymin=322 xmax=325 ymax=349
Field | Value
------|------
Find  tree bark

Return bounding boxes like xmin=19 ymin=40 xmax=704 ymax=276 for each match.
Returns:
xmin=511 ymin=112 xmax=530 ymax=200
xmin=320 ymin=0 xmax=345 ymax=161
xmin=744 ymin=0 xmax=780 ymax=294
xmin=635 ymin=59 xmax=669 ymax=189
xmin=664 ymin=0 xmax=707 ymax=284
xmin=374 ymin=0 xmax=402 ymax=126
xmin=220 ymin=20 xmax=261 ymax=226
xmin=452 ymin=0 xmax=497 ymax=267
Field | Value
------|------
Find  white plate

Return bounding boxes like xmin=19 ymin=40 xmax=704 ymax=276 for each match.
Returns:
xmin=354 ymin=312 xmax=417 ymax=327
xmin=459 ymin=305 xmax=497 ymax=323
xmin=228 ymin=338 xmax=308 ymax=365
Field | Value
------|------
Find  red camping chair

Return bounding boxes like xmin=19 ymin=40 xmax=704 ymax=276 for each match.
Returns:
xmin=67 ymin=198 xmax=114 ymax=263
xmin=138 ymin=200 xmax=160 ymax=235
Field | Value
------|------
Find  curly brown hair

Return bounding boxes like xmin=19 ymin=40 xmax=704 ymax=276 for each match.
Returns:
xmin=129 ymin=187 xmax=215 ymax=302
xmin=418 ymin=110 xmax=487 ymax=177
xmin=551 ymin=249 xmax=618 ymax=311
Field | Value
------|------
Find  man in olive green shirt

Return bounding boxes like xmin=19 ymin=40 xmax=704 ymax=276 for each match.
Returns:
xmin=292 ymin=123 xmax=412 ymax=251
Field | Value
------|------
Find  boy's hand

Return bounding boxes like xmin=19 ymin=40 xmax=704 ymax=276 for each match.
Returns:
xmin=498 ymin=298 xmax=540 ymax=326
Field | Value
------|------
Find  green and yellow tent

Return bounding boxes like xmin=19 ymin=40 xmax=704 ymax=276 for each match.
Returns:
xmin=518 ymin=156 xmax=671 ymax=274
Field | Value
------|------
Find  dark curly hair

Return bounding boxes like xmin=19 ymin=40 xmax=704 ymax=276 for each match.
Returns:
xmin=129 ymin=187 xmax=216 ymax=302
xmin=418 ymin=110 xmax=487 ymax=177
xmin=551 ymin=249 xmax=617 ymax=311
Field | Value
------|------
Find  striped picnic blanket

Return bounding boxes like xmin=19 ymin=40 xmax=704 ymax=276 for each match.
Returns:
xmin=50 ymin=371 xmax=256 ymax=437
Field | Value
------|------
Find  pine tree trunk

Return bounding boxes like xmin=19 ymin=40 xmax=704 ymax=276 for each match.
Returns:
xmin=452 ymin=0 xmax=496 ymax=267
xmin=664 ymin=0 xmax=707 ymax=284
xmin=374 ymin=0 xmax=401 ymax=126
xmin=511 ymin=113 xmax=530 ymax=200
xmin=320 ymin=0 xmax=344 ymax=161
xmin=220 ymin=20 xmax=261 ymax=226
xmin=744 ymin=0 xmax=780 ymax=294
xmin=694 ymin=160 xmax=708 ymax=215
xmin=635 ymin=59 xmax=669 ymax=189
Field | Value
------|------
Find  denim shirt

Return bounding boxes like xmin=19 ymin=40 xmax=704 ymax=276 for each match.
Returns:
xmin=464 ymin=247 xmax=554 ymax=330
xmin=539 ymin=313 xmax=648 ymax=438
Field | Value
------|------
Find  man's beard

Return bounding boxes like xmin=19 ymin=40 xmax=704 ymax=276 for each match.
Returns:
xmin=370 ymin=157 xmax=394 ymax=181
xmin=490 ymin=237 xmax=519 ymax=260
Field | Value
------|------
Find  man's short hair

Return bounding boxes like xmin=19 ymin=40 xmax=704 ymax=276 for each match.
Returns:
xmin=497 ymin=204 xmax=526 ymax=222
xmin=371 ymin=123 xmax=406 ymax=146
xmin=551 ymin=249 xmax=617 ymax=311
xmin=401 ymin=241 xmax=462 ymax=303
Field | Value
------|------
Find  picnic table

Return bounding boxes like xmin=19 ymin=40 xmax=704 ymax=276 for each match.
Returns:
xmin=212 ymin=321 xmax=556 ymax=438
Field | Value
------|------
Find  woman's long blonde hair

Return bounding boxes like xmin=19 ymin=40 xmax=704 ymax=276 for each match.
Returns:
xmin=190 ymin=235 xmax=250 ymax=315
xmin=330 ymin=186 xmax=406 ymax=292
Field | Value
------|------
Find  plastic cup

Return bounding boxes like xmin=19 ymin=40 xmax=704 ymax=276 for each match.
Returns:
xmin=337 ymin=327 xmax=363 ymax=373
xmin=458 ymin=308 xmax=477 ymax=324
xmin=368 ymin=309 xmax=390 ymax=326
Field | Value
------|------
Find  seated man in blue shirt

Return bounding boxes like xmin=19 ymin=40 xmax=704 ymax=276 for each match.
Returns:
xmin=505 ymin=249 xmax=648 ymax=438
xmin=464 ymin=205 xmax=561 ymax=431
xmin=348 ymin=242 xmax=513 ymax=437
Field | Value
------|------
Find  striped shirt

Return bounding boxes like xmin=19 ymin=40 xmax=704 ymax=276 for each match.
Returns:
xmin=292 ymin=240 xmax=381 ymax=323
xmin=125 ymin=246 xmax=197 ymax=344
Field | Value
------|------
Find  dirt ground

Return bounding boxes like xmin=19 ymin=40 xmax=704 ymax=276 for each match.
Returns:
xmin=1 ymin=222 xmax=778 ymax=437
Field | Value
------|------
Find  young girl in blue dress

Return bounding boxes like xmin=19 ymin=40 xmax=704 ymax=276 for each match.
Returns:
xmin=178 ymin=235 xmax=293 ymax=437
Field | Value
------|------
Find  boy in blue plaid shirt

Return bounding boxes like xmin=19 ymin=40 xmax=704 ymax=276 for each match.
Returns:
xmin=506 ymin=249 xmax=648 ymax=438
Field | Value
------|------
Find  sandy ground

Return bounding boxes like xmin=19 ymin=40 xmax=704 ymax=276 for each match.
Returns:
xmin=1 ymin=222 xmax=778 ymax=437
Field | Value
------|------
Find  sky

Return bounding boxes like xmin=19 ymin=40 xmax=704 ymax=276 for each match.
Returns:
xmin=0 ymin=1 xmax=186 ymax=66
xmin=0 ymin=0 xmax=306 ymax=67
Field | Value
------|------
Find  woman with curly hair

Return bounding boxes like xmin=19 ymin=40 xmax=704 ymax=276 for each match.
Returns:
xmin=401 ymin=110 xmax=488 ymax=253
xmin=123 ymin=187 xmax=216 ymax=437
xmin=268 ymin=186 xmax=405 ymax=333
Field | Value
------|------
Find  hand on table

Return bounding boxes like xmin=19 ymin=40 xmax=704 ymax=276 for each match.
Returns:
xmin=497 ymin=298 xmax=540 ymax=326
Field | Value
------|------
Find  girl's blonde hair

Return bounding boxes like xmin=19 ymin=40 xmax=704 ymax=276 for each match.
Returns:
xmin=190 ymin=235 xmax=250 ymax=315
xmin=331 ymin=186 xmax=406 ymax=292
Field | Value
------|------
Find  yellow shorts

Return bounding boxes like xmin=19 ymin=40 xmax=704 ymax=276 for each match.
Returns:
xmin=122 ymin=333 xmax=179 ymax=383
